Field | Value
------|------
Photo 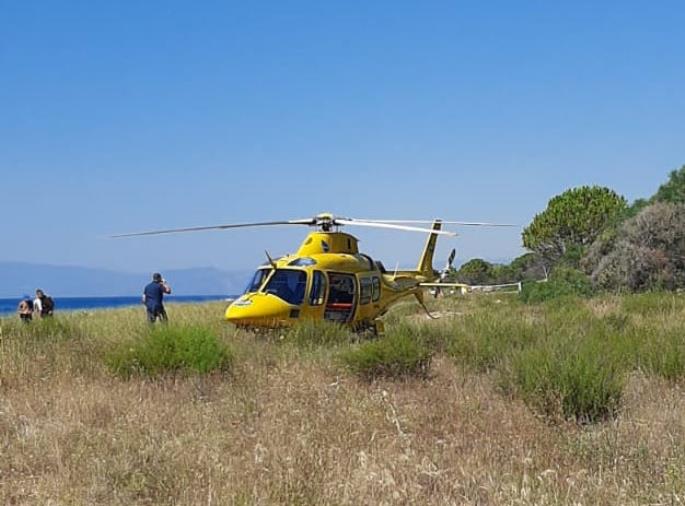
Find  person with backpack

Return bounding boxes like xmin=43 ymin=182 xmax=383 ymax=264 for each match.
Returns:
xmin=34 ymin=289 xmax=55 ymax=318
xmin=17 ymin=295 xmax=34 ymax=323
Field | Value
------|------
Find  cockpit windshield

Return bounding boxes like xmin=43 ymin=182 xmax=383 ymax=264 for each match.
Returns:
xmin=263 ymin=269 xmax=307 ymax=305
xmin=245 ymin=269 xmax=271 ymax=294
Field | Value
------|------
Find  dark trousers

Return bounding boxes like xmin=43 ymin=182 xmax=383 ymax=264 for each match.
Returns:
xmin=146 ymin=305 xmax=168 ymax=323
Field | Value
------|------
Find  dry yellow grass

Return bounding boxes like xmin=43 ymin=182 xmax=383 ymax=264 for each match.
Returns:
xmin=1 ymin=298 xmax=684 ymax=504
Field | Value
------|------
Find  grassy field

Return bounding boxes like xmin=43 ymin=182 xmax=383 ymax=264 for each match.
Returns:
xmin=1 ymin=294 xmax=685 ymax=505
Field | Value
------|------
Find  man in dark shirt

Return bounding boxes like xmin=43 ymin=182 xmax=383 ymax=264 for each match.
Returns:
xmin=142 ymin=272 xmax=172 ymax=323
xmin=35 ymin=289 xmax=55 ymax=317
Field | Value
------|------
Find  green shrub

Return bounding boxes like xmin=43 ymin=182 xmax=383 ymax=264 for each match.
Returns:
xmin=505 ymin=336 xmax=624 ymax=423
xmin=107 ymin=325 xmax=233 ymax=378
xmin=339 ymin=326 xmax=431 ymax=380
xmin=589 ymin=203 xmax=685 ymax=292
xmin=283 ymin=320 xmax=353 ymax=348
xmin=520 ymin=267 xmax=593 ymax=304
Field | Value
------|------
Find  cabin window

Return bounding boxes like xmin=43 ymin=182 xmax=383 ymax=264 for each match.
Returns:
xmin=309 ymin=271 xmax=327 ymax=306
xmin=263 ymin=269 xmax=307 ymax=305
xmin=372 ymin=277 xmax=381 ymax=302
xmin=245 ymin=268 xmax=270 ymax=293
xmin=328 ymin=274 xmax=355 ymax=301
xmin=360 ymin=278 xmax=372 ymax=305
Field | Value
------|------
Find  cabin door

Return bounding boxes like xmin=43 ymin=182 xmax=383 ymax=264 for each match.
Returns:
xmin=324 ymin=273 xmax=356 ymax=323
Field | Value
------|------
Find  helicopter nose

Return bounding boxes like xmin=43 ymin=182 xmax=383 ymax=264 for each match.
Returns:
xmin=225 ymin=293 xmax=298 ymax=327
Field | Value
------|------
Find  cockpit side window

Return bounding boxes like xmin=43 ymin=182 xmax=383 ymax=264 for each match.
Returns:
xmin=309 ymin=271 xmax=327 ymax=306
xmin=372 ymin=277 xmax=381 ymax=302
xmin=359 ymin=278 xmax=372 ymax=305
xmin=245 ymin=269 xmax=270 ymax=294
xmin=263 ymin=269 xmax=307 ymax=305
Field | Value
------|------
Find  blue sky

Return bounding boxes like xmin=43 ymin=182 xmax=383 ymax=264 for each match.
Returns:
xmin=1 ymin=1 xmax=683 ymax=273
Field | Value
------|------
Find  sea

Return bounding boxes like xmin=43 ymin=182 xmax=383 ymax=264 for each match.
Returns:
xmin=0 ymin=295 xmax=234 ymax=317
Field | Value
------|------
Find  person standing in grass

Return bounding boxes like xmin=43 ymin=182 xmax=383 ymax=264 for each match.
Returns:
xmin=34 ymin=289 xmax=55 ymax=318
xmin=17 ymin=295 xmax=33 ymax=323
xmin=142 ymin=272 xmax=172 ymax=323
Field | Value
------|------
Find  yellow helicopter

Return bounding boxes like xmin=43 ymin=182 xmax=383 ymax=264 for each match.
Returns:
xmin=114 ymin=213 xmax=510 ymax=332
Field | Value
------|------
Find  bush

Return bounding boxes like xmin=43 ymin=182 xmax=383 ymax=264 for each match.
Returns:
xmin=520 ymin=267 xmax=593 ymax=304
xmin=107 ymin=325 xmax=234 ymax=378
xmin=590 ymin=203 xmax=685 ymax=291
xmin=339 ymin=326 xmax=431 ymax=380
xmin=591 ymin=242 xmax=672 ymax=291
xmin=505 ymin=336 xmax=625 ymax=423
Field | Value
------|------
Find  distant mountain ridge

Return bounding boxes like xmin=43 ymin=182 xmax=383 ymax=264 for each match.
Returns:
xmin=0 ymin=258 xmax=513 ymax=298
xmin=0 ymin=262 xmax=251 ymax=297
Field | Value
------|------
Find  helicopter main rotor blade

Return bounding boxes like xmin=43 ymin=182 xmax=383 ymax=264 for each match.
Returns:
xmin=111 ymin=219 xmax=315 ymax=238
xmin=334 ymin=219 xmax=457 ymax=236
xmin=353 ymin=219 xmax=517 ymax=227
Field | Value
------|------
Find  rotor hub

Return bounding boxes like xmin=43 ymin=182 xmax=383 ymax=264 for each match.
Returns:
xmin=314 ymin=212 xmax=341 ymax=232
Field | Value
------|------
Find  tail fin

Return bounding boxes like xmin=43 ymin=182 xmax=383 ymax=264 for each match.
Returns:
xmin=416 ymin=220 xmax=442 ymax=277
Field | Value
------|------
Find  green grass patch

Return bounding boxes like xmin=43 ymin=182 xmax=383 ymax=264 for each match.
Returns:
xmin=638 ymin=330 xmax=685 ymax=382
xmin=381 ymin=301 xmax=423 ymax=325
xmin=282 ymin=320 xmax=354 ymax=349
xmin=621 ymin=292 xmax=685 ymax=317
xmin=7 ymin=316 xmax=84 ymax=342
xmin=339 ymin=326 xmax=431 ymax=380
xmin=107 ymin=324 xmax=234 ymax=378
xmin=447 ymin=313 xmax=538 ymax=372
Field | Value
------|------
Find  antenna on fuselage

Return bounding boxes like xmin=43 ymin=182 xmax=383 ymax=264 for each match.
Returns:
xmin=265 ymin=250 xmax=277 ymax=269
